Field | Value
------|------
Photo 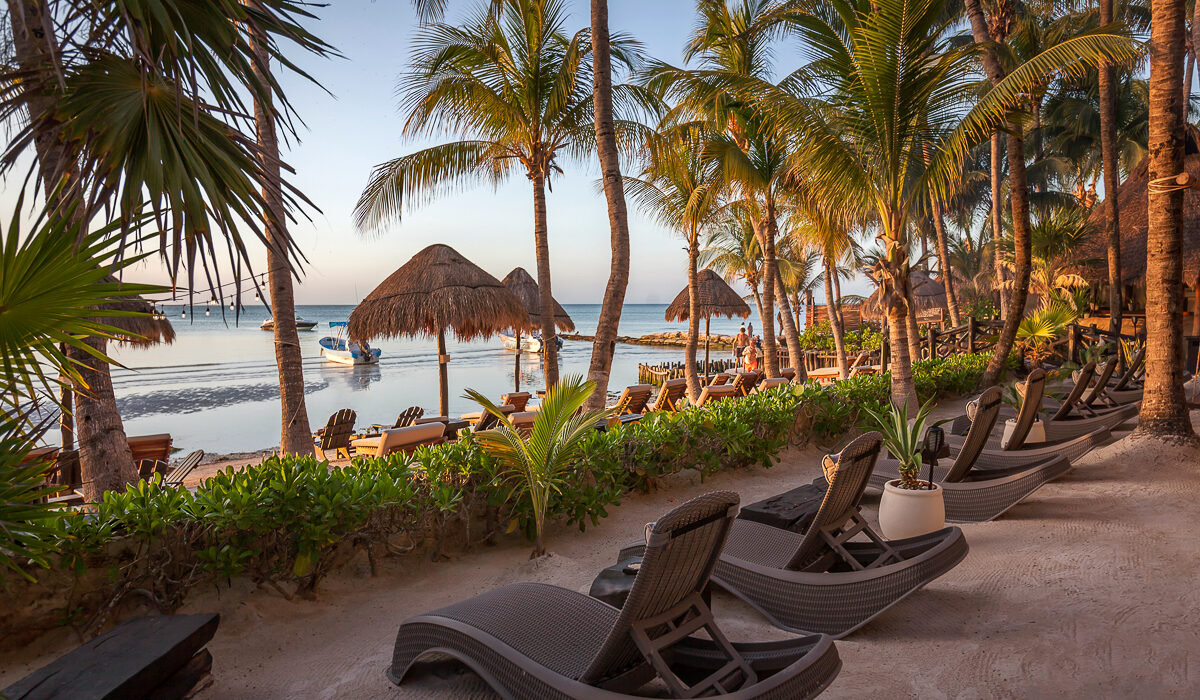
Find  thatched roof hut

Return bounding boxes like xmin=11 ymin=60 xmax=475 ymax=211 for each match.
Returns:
xmin=348 ymin=244 xmax=530 ymax=416
xmin=664 ymin=269 xmax=752 ymax=322
xmin=500 ymin=267 xmax=574 ymax=332
xmin=96 ymin=276 xmax=175 ymax=346
xmin=1077 ymin=125 xmax=1200 ymax=288
xmin=861 ymin=269 xmax=948 ymax=320
xmin=348 ymin=244 xmax=531 ymax=343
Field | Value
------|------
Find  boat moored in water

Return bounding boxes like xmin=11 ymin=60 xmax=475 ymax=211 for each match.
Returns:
xmin=261 ymin=315 xmax=318 ymax=331
xmin=320 ymin=322 xmax=381 ymax=365
xmin=499 ymin=331 xmax=563 ymax=354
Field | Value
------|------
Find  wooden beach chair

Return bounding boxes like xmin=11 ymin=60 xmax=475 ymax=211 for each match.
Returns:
xmin=649 ymin=378 xmax=688 ymax=413
xmin=389 ymin=492 xmax=843 ymax=699
xmin=708 ymin=372 xmax=731 ymax=386
xmin=753 ymin=377 xmax=790 ymax=393
xmin=501 ymin=391 xmax=532 ymax=411
xmin=693 ymin=384 xmax=738 ymax=406
xmin=509 ymin=411 xmax=538 ymax=437
xmin=612 ymin=384 xmax=654 ymax=414
xmin=807 ymin=352 xmax=869 ymax=385
xmin=165 ymin=450 xmax=205 ymax=488
xmin=351 ymin=422 xmax=447 ymax=458
xmin=780 ymin=367 xmax=797 ymax=381
xmin=371 ymin=406 xmax=425 ymax=433
xmin=314 ymin=409 xmax=357 ymax=460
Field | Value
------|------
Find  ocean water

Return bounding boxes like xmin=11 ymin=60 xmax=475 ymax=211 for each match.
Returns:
xmin=107 ymin=304 xmax=766 ymax=453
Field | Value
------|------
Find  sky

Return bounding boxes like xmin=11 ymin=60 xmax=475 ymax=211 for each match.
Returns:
xmin=202 ymin=0 xmax=873 ymax=306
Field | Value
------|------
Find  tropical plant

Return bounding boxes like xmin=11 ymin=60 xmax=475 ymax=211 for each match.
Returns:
xmin=1016 ymin=302 xmax=1077 ymax=365
xmin=355 ymin=0 xmax=643 ymax=387
xmin=862 ymin=398 xmax=938 ymax=490
xmin=466 ymin=374 xmax=616 ymax=557
xmin=0 ymin=418 xmax=62 ymax=584
xmin=998 ymin=201 xmax=1097 ymax=300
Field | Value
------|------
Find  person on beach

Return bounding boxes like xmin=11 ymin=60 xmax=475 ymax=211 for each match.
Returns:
xmin=744 ymin=338 xmax=759 ymax=372
xmin=733 ymin=325 xmax=749 ymax=361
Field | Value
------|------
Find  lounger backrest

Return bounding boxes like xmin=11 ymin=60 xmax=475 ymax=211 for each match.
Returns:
xmin=166 ymin=450 xmax=204 ymax=487
xmin=394 ymin=406 xmax=424 ymax=428
xmin=317 ymin=409 xmax=357 ymax=452
xmin=475 ymin=404 xmax=516 ymax=431
xmin=730 ymin=372 xmax=752 ymax=396
xmin=755 ymin=377 xmax=788 ymax=393
xmin=578 ymin=491 xmax=740 ymax=685
xmin=1083 ymin=357 xmax=1119 ymax=407
xmin=128 ymin=434 xmax=172 ymax=463
xmin=1005 ymin=369 xmax=1046 ymax=450
xmin=785 ymin=431 xmax=882 ymax=570
xmin=614 ymin=385 xmax=654 ymax=415
xmin=780 ymin=367 xmax=797 ymax=381
xmin=1051 ymin=362 xmax=1095 ymax=421
xmin=1112 ymin=346 xmax=1146 ymax=391
xmin=945 ymin=387 xmax=1003 ymax=482
xmin=500 ymin=392 xmax=531 ymax=411
xmin=509 ymin=411 xmax=537 ymax=437
xmin=651 ymin=378 xmax=687 ymax=412
xmin=376 ymin=423 xmax=446 ymax=456
xmin=696 ymin=384 xmax=737 ymax=406
xmin=709 ymin=373 xmax=730 ymax=386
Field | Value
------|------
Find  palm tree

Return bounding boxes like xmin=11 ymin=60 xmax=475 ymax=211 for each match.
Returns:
xmin=645 ymin=0 xmax=801 ymax=377
xmin=246 ymin=1 xmax=312 ymax=455
xmin=355 ymin=0 xmax=639 ymax=388
xmin=1138 ymin=0 xmax=1195 ymax=439
xmin=997 ymin=202 xmax=1095 ymax=301
xmin=2 ymin=0 xmax=331 ymax=499
xmin=625 ymin=134 xmax=724 ymax=398
xmin=1099 ymin=0 xmax=1124 ymax=335
xmin=703 ymin=208 xmax=765 ymax=322
xmin=586 ymin=0 xmax=635 ymax=410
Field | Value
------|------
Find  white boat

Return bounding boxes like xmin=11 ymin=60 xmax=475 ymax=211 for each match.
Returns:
xmin=500 ymin=331 xmax=564 ymax=354
xmin=319 ymin=322 xmax=381 ymax=365
xmin=261 ymin=315 xmax=318 ymax=331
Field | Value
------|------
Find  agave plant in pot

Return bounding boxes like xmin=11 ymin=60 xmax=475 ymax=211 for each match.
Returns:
xmin=863 ymin=399 xmax=946 ymax=539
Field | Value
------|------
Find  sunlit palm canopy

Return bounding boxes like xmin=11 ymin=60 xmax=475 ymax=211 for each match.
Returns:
xmin=354 ymin=0 xmax=651 ymax=231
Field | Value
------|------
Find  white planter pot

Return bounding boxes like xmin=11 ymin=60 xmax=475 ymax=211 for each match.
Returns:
xmin=1000 ymin=418 xmax=1045 ymax=449
xmin=879 ymin=480 xmax=945 ymax=540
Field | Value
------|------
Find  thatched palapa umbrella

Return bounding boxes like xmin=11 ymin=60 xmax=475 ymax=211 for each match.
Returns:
xmin=500 ymin=267 xmax=574 ymax=392
xmin=348 ymin=244 xmax=530 ymax=416
xmin=665 ymin=269 xmax=751 ymax=378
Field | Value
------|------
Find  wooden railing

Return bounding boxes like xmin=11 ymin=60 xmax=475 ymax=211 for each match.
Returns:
xmin=637 ymin=358 xmax=740 ymax=385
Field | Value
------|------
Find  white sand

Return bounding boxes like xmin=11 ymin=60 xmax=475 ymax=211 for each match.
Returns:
xmin=5 ymin=409 xmax=1200 ymax=698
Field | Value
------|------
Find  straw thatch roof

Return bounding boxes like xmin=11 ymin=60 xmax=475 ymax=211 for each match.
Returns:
xmin=861 ymin=269 xmax=948 ymax=320
xmin=1078 ymin=125 xmax=1200 ymax=286
xmin=93 ymin=276 xmax=175 ymax=346
xmin=348 ymin=244 xmax=531 ymax=342
xmin=500 ymin=267 xmax=575 ymax=332
xmin=664 ymin=269 xmax=752 ymax=322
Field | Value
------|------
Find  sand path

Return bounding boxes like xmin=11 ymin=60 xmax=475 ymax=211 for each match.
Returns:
xmin=5 ymin=411 xmax=1200 ymax=698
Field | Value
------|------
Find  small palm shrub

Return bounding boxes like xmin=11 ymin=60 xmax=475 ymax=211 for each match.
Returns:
xmin=466 ymin=374 xmax=615 ymax=558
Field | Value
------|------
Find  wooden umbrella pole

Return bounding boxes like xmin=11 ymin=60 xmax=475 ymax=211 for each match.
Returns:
xmin=438 ymin=328 xmax=450 ymax=418
xmin=704 ymin=316 xmax=711 ymax=382
xmin=514 ymin=330 xmax=521 ymax=392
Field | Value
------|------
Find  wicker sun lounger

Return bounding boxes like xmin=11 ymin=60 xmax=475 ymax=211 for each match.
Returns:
xmin=622 ymin=433 xmax=968 ymax=638
xmin=1042 ymin=363 xmax=1140 ymax=428
xmin=389 ymin=492 xmax=843 ymax=699
xmin=871 ymin=387 xmax=1071 ymax=522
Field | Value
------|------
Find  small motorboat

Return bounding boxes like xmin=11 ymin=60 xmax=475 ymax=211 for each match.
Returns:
xmin=320 ymin=322 xmax=381 ymax=365
xmin=500 ymin=331 xmax=564 ymax=354
xmin=261 ymin=315 xmax=318 ymax=331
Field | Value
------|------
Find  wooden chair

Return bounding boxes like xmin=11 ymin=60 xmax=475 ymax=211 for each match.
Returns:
xmin=708 ymin=373 xmax=732 ymax=386
xmin=612 ymin=384 xmax=654 ymax=415
xmin=650 ymin=378 xmax=688 ymax=413
xmin=314 ymin=409 xmax=357 ymax=460
xmin=694 ymin=384 xmax=738 ymax=406
xmin=510 ymin=411 xmax=538 ymax=437
xmin=754 ymin=377 xmax=790 ymax=393
xmin=351 ymin=422 xmax=447 ymax=458
xmin=372 ymin=406 xmax=424 ymax=432
xmin=501 ymin=392 xmax=532 ymax=411
xmin=165 ymin=450 xmax=205 ymax=488
xmin=127 ymin=434 xmax=172 ymax=464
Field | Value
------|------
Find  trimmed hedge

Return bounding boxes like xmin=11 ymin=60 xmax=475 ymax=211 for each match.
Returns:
xmin=6 ymin=354 xmax=1000 ymax=638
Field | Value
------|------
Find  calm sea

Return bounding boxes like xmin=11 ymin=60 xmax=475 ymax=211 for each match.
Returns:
xmin=107 ymin=304 xmax=766 ymax=453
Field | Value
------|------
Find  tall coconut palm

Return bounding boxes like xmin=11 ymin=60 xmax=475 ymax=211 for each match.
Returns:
xmin=1138 ymin=0 xmax=1195 ymax=439
xmin=644 ymin=0 xmax=801 ymax=377
xmin=586 ymin=0 xmax=635 ymax=410
xmin=246 ymin=1 xmax=312 ymax=455
xmin=1099 ymin=0 xmax=1124 ymax=335
xmin=2 ymin=0 xmax=331 ymax=498
xmin=703 ymin=208 xmax=765 ymax=322
xmin=625 ymin=134 xmax=724 ymax=398
xmin=355 ymin=0 xmax=640 ymax=388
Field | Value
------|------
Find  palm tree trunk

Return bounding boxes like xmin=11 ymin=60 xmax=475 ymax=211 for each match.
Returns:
xmin=531 ymin=169 xmax=559 ymax=388
xmin=750 ymin=283 xmax=765 ymax=347
xmin=905 ymin=277 xmax=922 ymax=361
xmin=585 ymin=0 xmax=630 ymax=409
xmin=754 ymin=203 xmax=780 ymax=377
xmin=1099 ymin=0 xmax=1123 ymax=337
xmin=832 ymin=264 xmax=846 ymax=331
xmin=774 ymin=266 xmax=802 ymax=372
xmin=248 ymin=7 xmax=311 ymax=454
xmin=990 ymin=133 xmax=1010 ymax=318
xmin=684 ymin=236 xmax=702 ymax=399
xmin=932 ymin=202 xmax=961 ymax=326
xmin=888 ymin=282 xmax=917 ymax=412
xmin=68 ymin=337 xmax=136 ymax=501
xmin=1138 ymin=0 xmax=1195 ymax=438
xmin=825 ymin=257 xmax=849 ymax=379
xmin=965 ymin=0 xmax=1033 ymax=387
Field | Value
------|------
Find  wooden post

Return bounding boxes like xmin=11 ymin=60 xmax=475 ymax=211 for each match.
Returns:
xmin=967 ymin=316 xmax=976 ymax=354
xmin=1067 ymin=324 xmax=1078 ymax=365
xmin=704 ymin=316 xmax=711 ymax=382
xmin=437 ymin=328 xmax=449 ymax=418
xmin=928 ymin=326 xmax=939 ymax=360
xmin=513 ymin=330 xmax=521 ymax=392
xmin=881 ymin=331 xmax=890 ymax=369
xmin=1192 ymin=281 xmax=1200 ymax=336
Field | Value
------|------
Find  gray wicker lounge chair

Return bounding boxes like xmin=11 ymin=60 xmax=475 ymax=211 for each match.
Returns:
xmin=871 ymin=388 xmax=1071 ymax=522
xmin=1044 ymin=362 xmax=1140 ymax=427
xmin=622 ymin=433 xmax=968 ymax=638
xmin=389 ymin=492 xmax=843 ymax=699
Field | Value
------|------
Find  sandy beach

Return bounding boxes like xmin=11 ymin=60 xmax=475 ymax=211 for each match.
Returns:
xmin=6 ymin=407 xmax=1198 ymax=698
